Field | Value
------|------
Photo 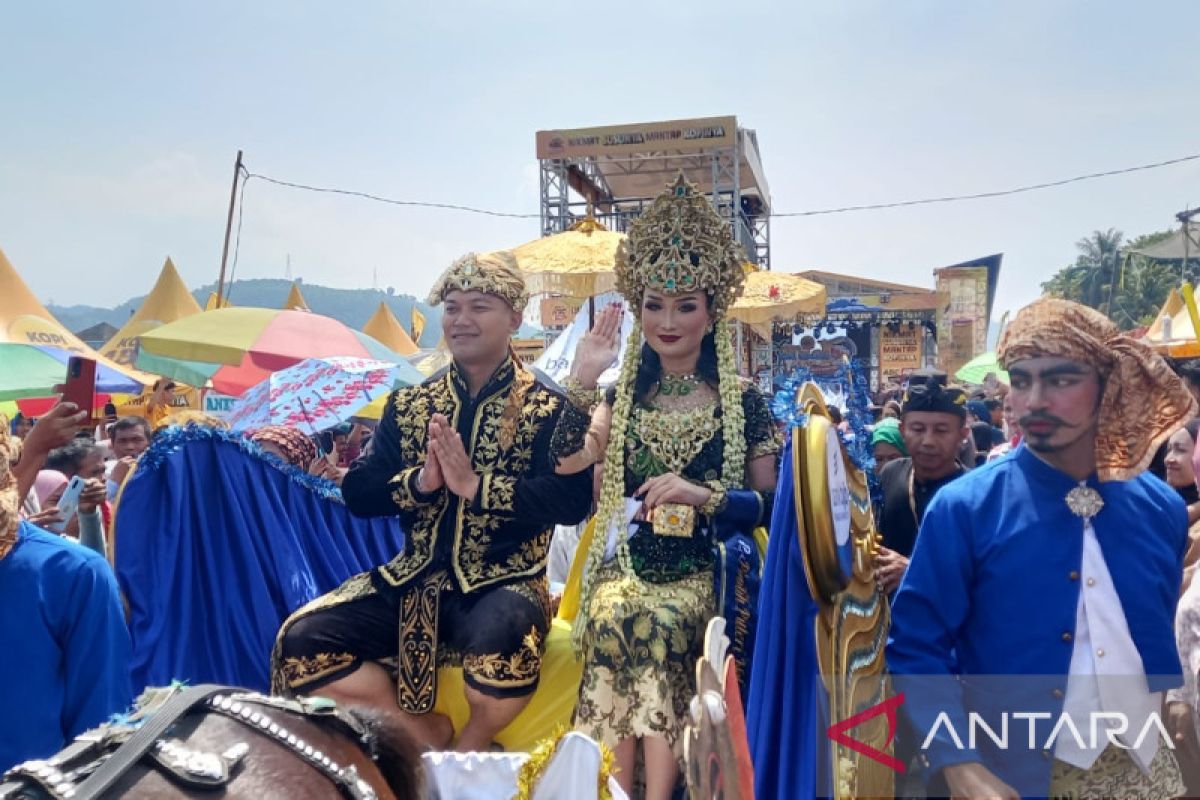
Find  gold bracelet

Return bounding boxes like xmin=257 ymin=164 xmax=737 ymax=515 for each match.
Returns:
xmin=700 ymin=480 xmax=728 ymax=516
xmin=561 ymin=376 xmax=601 ymax=411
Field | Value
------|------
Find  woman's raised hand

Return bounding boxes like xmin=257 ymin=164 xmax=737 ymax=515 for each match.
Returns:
xmin=571 ymin=303 xmax=624 ymax=389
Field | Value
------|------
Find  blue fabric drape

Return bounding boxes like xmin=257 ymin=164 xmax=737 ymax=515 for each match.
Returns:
xmin=113 ymin=426 xmax=406 ymax=694
xmin=746 ymin=440 xmax=825 ymax=798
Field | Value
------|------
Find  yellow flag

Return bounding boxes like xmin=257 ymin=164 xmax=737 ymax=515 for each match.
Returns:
xmin=411 ymin=306 xmax=426 ymax=343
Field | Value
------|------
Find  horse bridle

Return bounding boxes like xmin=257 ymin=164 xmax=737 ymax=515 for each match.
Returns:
xmin=205 ymin=692 xmax=380 ymax=800
xmin=0 ymin=685 xmax=382 ymax=800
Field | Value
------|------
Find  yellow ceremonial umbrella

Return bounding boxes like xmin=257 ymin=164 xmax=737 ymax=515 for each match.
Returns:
xmin=1144 ymin=288 xmax=1200 ymax=358
xmin=729 ymin=268 xmax=827 ymax=339
xmin=510 ymin=217 xmax=624 ymax=298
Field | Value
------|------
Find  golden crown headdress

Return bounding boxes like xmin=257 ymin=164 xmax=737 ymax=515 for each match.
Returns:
xmin=615 ymin=174 xmax=747 ymax=318
xmin=428 ymin=250 xmax=528 ymax=313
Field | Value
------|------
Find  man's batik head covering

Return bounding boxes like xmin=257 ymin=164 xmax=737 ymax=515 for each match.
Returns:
xmin=252 ymin=425 xmax=318 ymax=468
xmin=0 ymin=414 xmax=22 ymax=560
xmin=998 ymin=296 xmax=1197 ymax=481
xmin=428 ymin=251 xmax=528 ymax=313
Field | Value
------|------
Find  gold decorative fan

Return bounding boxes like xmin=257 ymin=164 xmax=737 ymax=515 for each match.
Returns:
xmin=790 ymin=381 xmax=893 ymax=799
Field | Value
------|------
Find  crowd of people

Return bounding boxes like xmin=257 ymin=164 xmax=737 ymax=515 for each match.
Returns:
xmin=3 ymin=175 xmax=1200 ymax=799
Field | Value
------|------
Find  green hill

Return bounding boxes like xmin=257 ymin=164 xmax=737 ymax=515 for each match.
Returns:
xmin=48 ymin=279 xmax=444 ymax=348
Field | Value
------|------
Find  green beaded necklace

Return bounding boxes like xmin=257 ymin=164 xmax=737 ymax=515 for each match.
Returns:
xmin=658 ymin=372 xmax=702 ymax=397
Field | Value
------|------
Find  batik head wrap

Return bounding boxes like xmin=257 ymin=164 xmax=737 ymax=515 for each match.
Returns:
xmin=998 ymin=296 xmax=1197 ymax=481
xmin=428 ymin=250 xmax=529 ymax=313
xmin=0 ymin=414 xmax=22 ymax=560
xmin=252 ymin=425 xmax=318 ymax=468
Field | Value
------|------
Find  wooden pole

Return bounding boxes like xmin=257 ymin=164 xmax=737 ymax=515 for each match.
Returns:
xmin=215 ymin=150 xmax=244 ymax=307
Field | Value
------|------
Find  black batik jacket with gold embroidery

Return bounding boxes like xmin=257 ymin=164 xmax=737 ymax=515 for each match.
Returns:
xmin=342 ymin=357 xmax=593 ymax=594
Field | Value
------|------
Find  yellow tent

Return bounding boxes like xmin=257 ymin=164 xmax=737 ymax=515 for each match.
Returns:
xmin=1144 ymin=288 xmax=1200 ymax=357
xmin=362 ymin=302 xmax=418 ymax=356
xmin=205 ymin=292 xmax=233 ymax=310
xmin=101 ymin=257 xmax=202 ymax=366
xmin=411 ymin=306 xmax=426 ymax=343
xmin=0 ymin=247 xmax=147 ymax=386
xmin=283 ymin=282 xmax=310 ymax=311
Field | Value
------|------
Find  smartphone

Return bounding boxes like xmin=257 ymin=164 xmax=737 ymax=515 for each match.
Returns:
xmin=48 ymin=475 xmax=86 ymax=532
xmin=62 ymin=356 xmax=97 ymax=420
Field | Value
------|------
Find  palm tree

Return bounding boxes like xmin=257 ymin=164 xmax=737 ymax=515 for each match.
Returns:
xmin=1076 ymin=228 xmax=1124 ymax=313
xmin=1041 ymin=228 xmax=1125 ymax=313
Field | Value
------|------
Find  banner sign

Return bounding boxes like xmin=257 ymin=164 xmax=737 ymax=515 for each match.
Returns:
xmin=878 ymin=326 xmax=922 ymax=384
xmin=203 ymin=392 xmax=238 ymax=419
xmin=536 ymin=116 xmax=737 ymax=159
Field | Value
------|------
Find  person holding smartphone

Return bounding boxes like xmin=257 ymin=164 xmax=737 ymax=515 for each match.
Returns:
xmin=0 ymin=407 xmax=131 ymax=770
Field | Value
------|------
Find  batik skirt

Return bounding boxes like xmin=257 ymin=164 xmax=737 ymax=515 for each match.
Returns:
xmin=572 ymin=561 xmax=715 ymax=770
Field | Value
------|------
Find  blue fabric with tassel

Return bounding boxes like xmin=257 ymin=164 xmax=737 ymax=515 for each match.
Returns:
xmin=113 ymin=425 xmax=406 ymax=694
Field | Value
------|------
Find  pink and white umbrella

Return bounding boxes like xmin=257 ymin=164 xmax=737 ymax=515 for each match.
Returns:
xmin=226 ymin=356 xmax=409 ymax=436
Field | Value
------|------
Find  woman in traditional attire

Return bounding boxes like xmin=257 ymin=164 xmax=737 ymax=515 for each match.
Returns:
xmin=552 ymin=175 xmax=780 ymax=798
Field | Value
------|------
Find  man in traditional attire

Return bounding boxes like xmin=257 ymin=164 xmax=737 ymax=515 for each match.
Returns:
xmin=888 ymin=297 xmax=1197 ymax=798
xmin=874 ymin=368 xmax=969 ymax=595
xmin=272 ymin=252 xmax=594 ymax=751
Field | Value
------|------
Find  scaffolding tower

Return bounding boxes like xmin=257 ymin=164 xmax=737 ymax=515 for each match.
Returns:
xmin=536 ymin=115 xmax=771 ymax=268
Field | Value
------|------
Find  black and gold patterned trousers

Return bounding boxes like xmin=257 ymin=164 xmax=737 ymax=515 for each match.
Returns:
xmin=271 ymin=569 xmax=550 ymax=714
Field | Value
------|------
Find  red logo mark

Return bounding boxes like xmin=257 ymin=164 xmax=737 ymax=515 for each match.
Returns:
xmin=826 ymin=693 xmax=906 ymax=773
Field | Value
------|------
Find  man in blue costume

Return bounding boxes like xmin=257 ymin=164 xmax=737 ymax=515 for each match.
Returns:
xmin=888 ymin=297 xmax=1197 ymax=797
xmin=0 ymin=407 xmax=132 ymax=770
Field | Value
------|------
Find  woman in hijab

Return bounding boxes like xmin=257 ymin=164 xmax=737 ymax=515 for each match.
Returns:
xmin=32 ymin=469 xmax=69 ymax=511
xmin=871 ymin=418 xmax=907 ymax=476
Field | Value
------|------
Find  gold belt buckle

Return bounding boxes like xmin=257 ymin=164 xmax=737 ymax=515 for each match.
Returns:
xmin=652 ymin=503 xmax=695 ymax=538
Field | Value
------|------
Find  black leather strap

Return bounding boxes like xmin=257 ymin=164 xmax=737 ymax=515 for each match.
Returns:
xmin=68 ymin=684 xmax=228 ymax=800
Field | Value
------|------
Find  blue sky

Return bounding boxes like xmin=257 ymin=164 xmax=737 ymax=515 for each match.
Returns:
xmin=1 ymin=1 xmax=1196 ymax=318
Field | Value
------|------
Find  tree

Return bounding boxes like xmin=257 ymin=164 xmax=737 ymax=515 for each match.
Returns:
xmin=1041 ymin=228 xmax=1124 ymax=311
xmin=1041 ymin=228 xmax=1179 ymax=330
